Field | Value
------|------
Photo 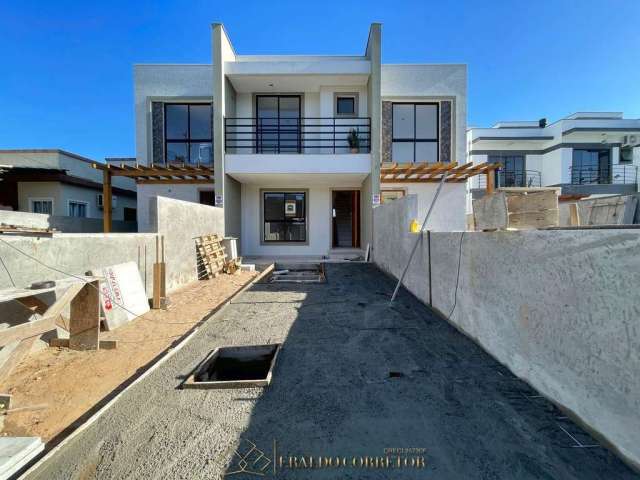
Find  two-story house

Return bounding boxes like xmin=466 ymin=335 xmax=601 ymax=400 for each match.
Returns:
xmin=133 ymin=23 xmax=468 ymax=258
xmin=467 ymin=113 xmax=640 ymax=205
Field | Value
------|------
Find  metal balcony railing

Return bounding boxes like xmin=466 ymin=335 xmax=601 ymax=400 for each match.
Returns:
xmin=224 ymin=117 xmax=371 ymax=154
xmin=570 ymin=164 xmax=638 ymax=185
xmin=477 ymin=169 xmax=542 ymax=189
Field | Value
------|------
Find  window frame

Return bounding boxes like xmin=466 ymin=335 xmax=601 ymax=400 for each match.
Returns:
xmin=571 ymin=148 xmax=611 ymax=185
xmin=488 ymin=154 xmax=527 ymax=187
xmin=334 ymin=93 xmax=359 ymax=117
xmin=261 ymin=190 xmax=308 ymax=244
xmin=391 ymin=102 xmax=440 ymax=163
xmin=164 ymin=103 xmax=213 ymax=165
xmin=28 ymin=197 xmax=54 ymax=215
xmin=67 ymin=199 xmax=89 ymax=218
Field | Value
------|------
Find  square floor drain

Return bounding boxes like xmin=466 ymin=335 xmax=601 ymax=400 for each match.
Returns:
xmin=269 ymin=263 xmax=326 ymax=283
xmin=183 ymin=344 xmax=281 ymax=389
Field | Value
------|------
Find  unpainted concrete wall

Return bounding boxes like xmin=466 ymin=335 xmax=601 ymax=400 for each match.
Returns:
xmin=148 ymin=196 xmax=225 ymax=291
xmin=372 ymin=195 xmax=640 ymax=470
xmin=0 ymin=196 xmax=225 ymax=296
xmin=0 ymin=210 xmax=136 ymax=233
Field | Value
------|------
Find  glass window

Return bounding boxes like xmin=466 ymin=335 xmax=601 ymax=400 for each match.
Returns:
xmin=164 ymin=103 xmax=212 ymax=165
xmin=167 ymin=142 xmax=188 ymax=163
xmin=572 ymin=149 xmax=610 ymax=184
xmin=263 ymin=192 xmax=306 ymax=242
xmin=30 ymin=199 xmax=52 ymax=214
xmin=68 ymin=201 xmax=87 ymax=218
xmin=336 ymin=97 xmax=355 ymax=116
xmin=165 ymin=104 xmax=189 ymax=140
xmin=391 ymin=103 xmax=439 ymax=163
xmin=488 ymin=155 xmax=526 ymax=187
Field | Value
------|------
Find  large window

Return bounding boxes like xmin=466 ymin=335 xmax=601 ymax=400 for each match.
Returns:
xmin=572 ymin=149 xmax=611 ymax=184
xmin=392 ymin=103 xmax=439 ymax=163
xmin=165 ymin=103 xmax=212 ymax=165
xmin=29 ymin=198 xmax=53 ymax=214
xmin=68 ymin=200 xmax=88 ymax=218
xmin=263 ymin=192 xmax=306 ymax=242
xmin=488 ymin=154 xmax=526 ymax=187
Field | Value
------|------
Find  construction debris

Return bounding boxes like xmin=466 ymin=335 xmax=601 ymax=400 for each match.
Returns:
xmin=195 ymin=234 xmax=227 ymax=279
xmin=89 ymin=262 xmax=150 ymax=329
xmin=0 ymin=224 xmax=55 ymax=236
xmin=576 ymin=194 xmax=639 ymax=226
xmin=473 ymin=187 xmax=560 ymax=230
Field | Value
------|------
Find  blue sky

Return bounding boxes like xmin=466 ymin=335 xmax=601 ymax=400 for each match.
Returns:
xmin=1 ymin=0 xmax=638 ymax=160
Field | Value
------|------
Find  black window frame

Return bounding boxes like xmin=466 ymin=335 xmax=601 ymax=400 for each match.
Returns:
xmin=262 ymin=191 xmax=307 ymax=243
xmin=488 ymin=154 xmax=526 ymax=187
xmin=164 ymin=103 xmax=213 ymax=165
xmin=255 ymin=95 xmax=302 ymax=154
xmin=571 ymin=148 xmax=611 ymax=185
xmin=336 ymin=96 xmax=356 ymax=116
xmin=391 ymin=102 xmax=440 ymax=163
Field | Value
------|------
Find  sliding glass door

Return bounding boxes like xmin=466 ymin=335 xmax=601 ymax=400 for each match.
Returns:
xmin=256 ymin=95 xmax=301 ymax=153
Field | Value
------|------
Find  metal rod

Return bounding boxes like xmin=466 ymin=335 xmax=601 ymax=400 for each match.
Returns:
xmin=389 ymin=170 xmax=449 ymax=304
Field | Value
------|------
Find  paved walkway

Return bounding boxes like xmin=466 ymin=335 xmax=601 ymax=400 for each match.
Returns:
xmin=27 ymin=264 xmax=637 ymax=479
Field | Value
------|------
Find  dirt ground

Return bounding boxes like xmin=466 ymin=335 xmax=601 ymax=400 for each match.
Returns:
xmin=0 ymin=271 xmax=256 ymax=443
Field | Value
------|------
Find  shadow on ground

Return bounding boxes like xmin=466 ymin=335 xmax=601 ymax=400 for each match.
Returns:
xmin=221 ymin=263 xmax=637 ymax=479
xmin=24 ymin=264 xmax=637 ymax=479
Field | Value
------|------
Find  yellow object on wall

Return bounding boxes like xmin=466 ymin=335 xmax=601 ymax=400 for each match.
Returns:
xmin=410 ymin=219 xmax=420 ymax=233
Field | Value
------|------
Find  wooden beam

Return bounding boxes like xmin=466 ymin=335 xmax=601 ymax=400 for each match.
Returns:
xmin=103 ymin=168 xmax=112 ymax=233
xmin=136 ymin=178 xmax=215 ymax=185
xmin=486 ymin=170 xmax=495 ymax=194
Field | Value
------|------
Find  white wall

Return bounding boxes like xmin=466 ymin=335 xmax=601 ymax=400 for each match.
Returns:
xmin=381 ymin=183 xmax=466 ymax=231
xmin=241 ymin=184 xmax=335 ymax=256
xmin=381 ymin=64 xmax=467 ymax=165
xmin=137 ymin=184 xmax=213 ymax=232
xmin=134 ymin=64 xmax=214 ymax=165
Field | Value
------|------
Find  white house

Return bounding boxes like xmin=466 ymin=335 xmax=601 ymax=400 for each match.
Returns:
xmin=0 ymin=149 xmax=137 ymax=224
xmin=133 ymin=23 xmax=469 ymax=258
xmin=467 ymin=113 xmax=640 ymax=208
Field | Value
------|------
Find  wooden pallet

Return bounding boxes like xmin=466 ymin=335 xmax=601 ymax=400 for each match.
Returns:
xmin=195 ymin=234 xmax=227 ymax=279
xmin=0 ymin=224 xmax=55 ymax=236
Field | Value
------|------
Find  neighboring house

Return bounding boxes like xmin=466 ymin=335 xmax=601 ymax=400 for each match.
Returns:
xmin=133 ymin=23 xmax=468 ymax=257
xmin=0 ymin=150 xmax=137 ymax=223
xmin=467 ymin=113 xmax=640 ymax=206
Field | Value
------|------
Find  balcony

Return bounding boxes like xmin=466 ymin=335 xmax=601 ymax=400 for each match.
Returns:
xmin=477 ymin=169 xmax=542 ymax=189
xmin=570 ymin=164 xmax=637 ymax=185
xmin=563 ymin=164 xmax=638 ymax=196
xmin=224 ymin=117 xmax=372 ymax=185
xmin=224 ymin=117 xmax=371 ymax=154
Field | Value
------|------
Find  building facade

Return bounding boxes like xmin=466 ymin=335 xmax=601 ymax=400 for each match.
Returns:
xmin=467 ymin=113 xmax=640 ymax=204
xmin=0 ymin=150 xmax=137 ymax=222
xmin=134 ymin=23 xmax=467 ymax=256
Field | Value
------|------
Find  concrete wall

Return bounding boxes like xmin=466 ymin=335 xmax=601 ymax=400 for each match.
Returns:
xmin=137 ymin=184 xmax=214 ymax=233
xmin=147 ymin=196 xmax=225 ymax=291
xmin=0 ymin=196 xmax=225 ymax=296
xmin=0 ymin=210 xmax=136 ymax=233
xmin=372 ymin=195 xmax=640 ymax=470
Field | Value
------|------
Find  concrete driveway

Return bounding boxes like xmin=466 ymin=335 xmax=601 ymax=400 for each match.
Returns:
xmin=26 ymin=264 xmax=637 ymax=479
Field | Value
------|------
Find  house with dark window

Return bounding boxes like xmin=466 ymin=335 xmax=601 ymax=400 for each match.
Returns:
xmin=133 ymin=23 xmax=468 ymax=258
xmin=0 ymin=150 xmax=137 ymax=229
xmin=467 ymin=113 xmax=640 ymax=205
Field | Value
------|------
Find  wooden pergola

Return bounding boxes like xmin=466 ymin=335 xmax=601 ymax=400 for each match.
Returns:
xmin=381 ymin=162 xmax=500 ymax=189
xmin=92 ymin=163 xmax=214 ymax=233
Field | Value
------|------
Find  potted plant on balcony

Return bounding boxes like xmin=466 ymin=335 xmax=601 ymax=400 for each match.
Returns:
xmin=347 ymin=128 xmax=360 ymax=153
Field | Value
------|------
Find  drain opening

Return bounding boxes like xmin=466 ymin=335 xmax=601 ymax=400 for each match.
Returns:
xmin=183 ymin=344 xmax=281 ymax=389
xmin=269 ymin=263 xmax=326 ymax=283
